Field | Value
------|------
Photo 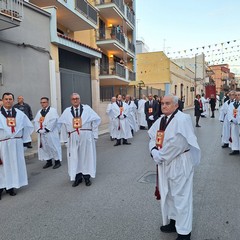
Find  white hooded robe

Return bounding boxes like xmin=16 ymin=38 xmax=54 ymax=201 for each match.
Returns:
xmin=58 ymin=105 xmax=101 ymax=181
xmin=34 ymin=107 xmax=62 ymax=161
xmin=148 ymin=111 xmax=201 ymax=235
xmin=0 ymin=108 xmax=33 ymax=190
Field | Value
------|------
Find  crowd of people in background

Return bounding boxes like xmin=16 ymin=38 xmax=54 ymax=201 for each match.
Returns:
xmin=106 ymin=93 xmax=184 ymax=146
xmin=194 ymin=92 xmax=221 ymax=127
xmin=218 ymin=90 xmax=240 ymax=156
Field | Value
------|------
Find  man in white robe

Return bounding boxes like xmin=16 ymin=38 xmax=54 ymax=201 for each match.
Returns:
xmin=125 ymin=94 xmax=139 ymax=135
xmin=137 ymin=95 xmax=148 ymax=129
xmin=111 ymin=94 xmax=132 ymax=146
xmin=0 ymin=92 xmax=33 ymax=199
xmin=34 ymin=97 xmax=62 ymax=169
xmin=106 ymin=96 xmax=116 ymax=141
xmin=201 ymin=93 xmax=209 ymax=117
xmin=148 ymin=95 xmax=200 ymax=240
xmin=219 ymin=91 xmax=235 ymax=148
xmin=58 ymin=93 xmax=101 ymax=187
xmin=227 ymin=91 xmax=240 ymax=155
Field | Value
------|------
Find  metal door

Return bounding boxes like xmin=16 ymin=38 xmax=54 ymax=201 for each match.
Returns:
xmin=60 ymin=68 xmax=92 ymax=112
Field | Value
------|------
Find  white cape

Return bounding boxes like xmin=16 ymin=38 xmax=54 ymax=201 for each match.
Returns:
xmin=148 ymin=111 xmax=201 ymax=234
xmin=58 ymin=105 xmax=101 ymax=180
xmin=0 ymin=109 xmax=34 ymax=189
xmin=111 ymin=102 xmax=132 ymax=139
xmin=34 ymin=107 xmax=62 ymax=161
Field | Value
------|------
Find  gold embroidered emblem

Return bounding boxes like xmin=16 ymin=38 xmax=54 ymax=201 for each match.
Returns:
xmin=73 ymin=117 xmax=82 ymax=129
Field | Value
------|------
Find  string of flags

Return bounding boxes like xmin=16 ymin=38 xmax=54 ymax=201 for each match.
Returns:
xmin=166 ymin=39 xmax=240 ymax=65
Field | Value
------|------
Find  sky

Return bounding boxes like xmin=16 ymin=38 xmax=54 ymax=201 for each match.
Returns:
xmin=136 ymin=0 xmax=240 ymax=53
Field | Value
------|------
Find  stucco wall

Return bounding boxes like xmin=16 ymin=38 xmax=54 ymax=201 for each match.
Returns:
xmin=0 ymin=3 xmax=51 ymax=116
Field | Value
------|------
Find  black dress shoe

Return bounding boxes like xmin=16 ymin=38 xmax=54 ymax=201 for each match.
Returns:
xmin=222 ymin=144 xmax=229 ymax=148
xmin=6 ymin=188 xmax=16 ymax=196
xmin=195 ymin=125 xmax=201 ymax=127
xmin=43 ymin=160 xmax=53 ymax=169
xmin=72 ymin=174 xmax=83 ymax=187
xmin=53 ymin=160 xmax=61 ymax=169
xmin=85 ymin=179 xmax=92 ymax=186
xmin=160 ymin=219 xmax=176 ymax=233
xmin=229 ymin=151 xmax=240 ymax=155
xmin=114 ymin=140 xmax=121 ymax=146
xmin=176 ymin=233 xmax=191 ymax=240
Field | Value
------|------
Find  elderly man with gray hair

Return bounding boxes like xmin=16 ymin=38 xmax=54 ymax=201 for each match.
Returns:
xmin=58 ymin=93 xmax=101 ymax=187
xmin=148 ymin=94 xmax=201 ymax=240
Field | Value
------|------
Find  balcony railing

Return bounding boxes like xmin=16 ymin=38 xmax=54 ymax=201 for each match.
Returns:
xmin=100 ymin=64 xmax=109 ymax=75
xmin=95 ymin=0 xmax=124 ymax=15
xmin=76 ymin=0 xmax=97 ymax=25
xmin=126 ymin=6 xmax=135 ymax=25
xmin=0 ymin=0 xmax=23 ymax=19
xmin=127 ymin=39 xmax=135 ymax=53
xmin=111 ymin=27 xmax=125 ymax=46
xmin=128 ymin=70 xmax=135 ymax=81
xmin=116 ymin=62 xmax=125 ymax=78
xmin=112 ymin=0 xmax=124 ymax=13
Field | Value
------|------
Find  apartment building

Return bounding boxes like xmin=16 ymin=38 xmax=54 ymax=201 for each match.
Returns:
xmin=209 ymin=64 xmax=237 ymax=94
xmin=1 ymin=0 xmax=136 ymax=125
xmin=28 ymin=0 xmax=102 ymax=114
xmin=0 ymin=1 xmax=52 ymax=113
xmin=94 ymin=0 xmax=136 ymax=96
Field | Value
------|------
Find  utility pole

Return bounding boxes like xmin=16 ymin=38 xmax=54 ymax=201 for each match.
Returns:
xmin=194 ymin=53 xmax=197 ymax=96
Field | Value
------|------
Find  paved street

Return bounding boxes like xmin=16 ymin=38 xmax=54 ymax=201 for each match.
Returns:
xmin=1 ymin=109 xmax=240 ymax=240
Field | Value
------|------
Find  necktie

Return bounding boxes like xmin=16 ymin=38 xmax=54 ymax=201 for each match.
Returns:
xmin=75 ymin=108 xmax=79 ymax=117
xmin=163 ymin=116 xmax=167 ymax=130
xmin=7 ymin=110 xmax=11 ymax=117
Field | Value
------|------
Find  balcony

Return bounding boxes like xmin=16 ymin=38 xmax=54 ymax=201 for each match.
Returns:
xmin=127 ymin=38 xmax=135 ymax=54
xmin=97 ymin=27 xmax=126 ymax=59
xmin=0 ymin=0 xmax=23 ymax=31
xmin=128 ymin=69 xmax=135 ymax=81
xmin=99 ymin=62 xmax=135 ymax=85
xmin=126 ymin=5 xmax=135 ymax=26
xmin=45 ymin=7 xmax=101 ymax=59
xmin=29 ymin=0 xmax=97 ymax=31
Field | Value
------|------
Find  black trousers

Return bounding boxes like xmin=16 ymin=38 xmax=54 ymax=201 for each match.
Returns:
xmin=147 ymin=119 xmax=154 ymax=129
xmin=76 ymin=173 xmax=90 ymax=180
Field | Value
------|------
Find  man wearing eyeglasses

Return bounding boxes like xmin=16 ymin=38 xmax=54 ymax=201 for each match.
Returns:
xmin=148 ymin=94 xmax=201 ymax=240
xmin=0 ymin=92 xmax=33 ymax=200
xmin=58 ymin=93 xmax=101 ymax=187
xmin=33 ymin=97 xmax=62 ymax=169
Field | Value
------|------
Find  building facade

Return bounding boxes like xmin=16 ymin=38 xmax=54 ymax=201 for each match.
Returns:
xmin=136 ymin=51 xmax=196 ymax=107
xmin=0 ymin=1 xmax=52 ymax=113
xmin=209 ymin=64 xmax=234 ymax=94
xmin=1 ymin=0 xmax=137 ymax=125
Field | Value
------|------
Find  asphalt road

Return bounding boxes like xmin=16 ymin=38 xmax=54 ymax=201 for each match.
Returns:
xmin=0 ymin=109 xmax=240 ymax=240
